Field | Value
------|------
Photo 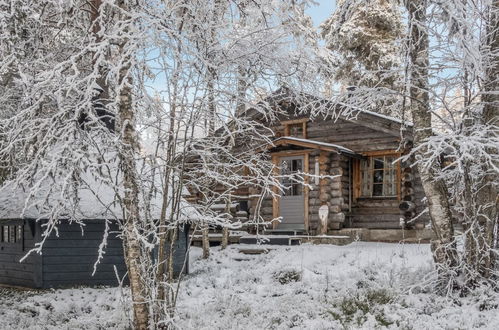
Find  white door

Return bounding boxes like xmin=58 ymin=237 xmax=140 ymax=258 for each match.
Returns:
xmin=279 ymin=156 xmax=305 ymax=230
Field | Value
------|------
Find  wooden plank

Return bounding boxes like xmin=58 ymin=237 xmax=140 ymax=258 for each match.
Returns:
xmin=41 ymin=247 xmax=124 ymax=257
xmin=304 ymin=152 xmax=310 ymax=233
xmin=42 ymin=239 xmax=123 ymax=248
xmin=345 ymin=115 xmax=401 ymax=137
xmin=45 ymin=231 xmax=122 ymax=240
xmin=281 ymin=118 xmax=309 ymax=125
xmin=43 ymin=271 xmax=123 ymax=281
xmin=272 ymin=155 xmax=279 ymax=230
xmin=43 ymin=255 xmax=125 ymax=265
xmin=397 ymin=159 xmax=402 ymax=201
xmin=33 ymin=222 xmax=43 ymax=288
xmin=274 ymin=138 xmax=339 ymax=152
xmin=0 ymin=276 xmax=35 ymax=287
xmin=362 ymin=150 xmax=401 ymax=157
xmin=270 ymin=149 xmax=313 ymax=157
xmin=352 ymin=159 xmax=361 ymax=201
xmin=0 ymin=263 xmax=34 ymax=272
xmin=42 ymin=278 xmax=125 ymax=288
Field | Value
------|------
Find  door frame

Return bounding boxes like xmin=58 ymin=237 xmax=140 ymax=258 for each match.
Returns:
xmin=271 ymin=151 xmax=310 ymax=232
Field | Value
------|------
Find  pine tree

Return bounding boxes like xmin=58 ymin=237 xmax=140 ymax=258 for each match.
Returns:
xmin=321 ymin=0 xmax=404 ymax=115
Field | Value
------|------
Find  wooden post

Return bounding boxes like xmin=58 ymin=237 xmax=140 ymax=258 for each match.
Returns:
xmin=272 ymin=155 xmax=280 ymax=229
xmin=304 ymin=152 xmax=309 ymax=232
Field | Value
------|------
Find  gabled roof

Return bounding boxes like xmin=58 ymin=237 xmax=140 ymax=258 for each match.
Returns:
xmin=243 ymin=88 xmax=413 ymax=138
xmin=258 ymin=136 xmax=363 ymax=158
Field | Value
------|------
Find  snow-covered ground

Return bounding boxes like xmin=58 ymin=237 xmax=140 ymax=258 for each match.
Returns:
xmin=1 ymin=242 xmax=499 ymax=329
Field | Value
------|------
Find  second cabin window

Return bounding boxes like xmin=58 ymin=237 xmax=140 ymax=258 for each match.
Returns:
xmin=360 ymin=155 xmax=397 ymax=197
xmin=283 ymin=119 xmax=308 ymax=138
xmin=288 ymin=123 xmax=304 ymax=138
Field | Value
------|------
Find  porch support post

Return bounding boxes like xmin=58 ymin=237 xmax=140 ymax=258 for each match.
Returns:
xmin=329 ymin=153 xmax=345 ymax=230
xmin=304 ymin=153 xmax=310 ymax=233
xmin=271 ymin=155 xmax=279 ymax=230
xmin=318 ymin=151 xmax=330 ymax=234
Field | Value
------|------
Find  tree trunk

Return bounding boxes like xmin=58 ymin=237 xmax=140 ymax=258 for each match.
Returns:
xmin=116 ymin=2 xmax=149 ymax=329
xmin=406 ymin=0 xmax=458 ymax=283
xmin=119 ymin=67 xmax=150 ymax=330
xmin=202 ymin=224 xmax=210 ymax=259
xmin=221 ymin=227 xmax=229 ymax=249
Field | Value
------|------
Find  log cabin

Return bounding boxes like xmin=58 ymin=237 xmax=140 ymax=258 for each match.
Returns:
xmin=225 ymin=89 xmax=430 ymax=234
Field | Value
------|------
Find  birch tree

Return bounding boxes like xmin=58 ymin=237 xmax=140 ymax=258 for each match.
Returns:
xmin=402 ymin=0 xmax=498 ymax=291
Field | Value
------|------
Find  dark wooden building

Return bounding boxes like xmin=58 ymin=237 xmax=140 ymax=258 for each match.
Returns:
xmin=0 ymin=173 xmax=191 ymax=289
xmin=0 ymin=218 xmax=190 ymax=289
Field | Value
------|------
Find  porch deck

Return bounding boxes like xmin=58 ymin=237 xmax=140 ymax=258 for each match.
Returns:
xmin=190 ymin=228 xmax=434 ymax=246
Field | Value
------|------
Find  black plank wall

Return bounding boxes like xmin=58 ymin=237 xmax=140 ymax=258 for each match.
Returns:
xmin=0 ymin=219 xmax=40 ymax=288
xmin=0 ymin=219 xmax=190 ymax=289
xmin=41 ymin=220 xmax=127 ymax=288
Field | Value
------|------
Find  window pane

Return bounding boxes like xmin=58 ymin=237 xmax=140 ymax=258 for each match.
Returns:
xmin=289 ymin=124 xmax=304 ymax=137
xmin=373 ymin=170 xmax=384 ymax=183
xmin=374 ymin=158 xmax=384 ymax=169
xmin=360 ymin=159 xmax=371 ymax=197
xmin=17 ymin=226 xmax=23 ymax=242
xmin=373 ymin=184 xmax=383 ymax=196
xmin=3 ymin=226 xmax=9 ymax=242
xmin=386 ymin=156 xmax=395 ymax=169
xmin=292 ymin=183 xmax=303 ymax=196
xmin=292 ymin=159 xmax=302 ymax=171
xmin=387 ymin=169 xmax=396 ymax=196
xmin=9 ymin=226 xmax=15 ymax=243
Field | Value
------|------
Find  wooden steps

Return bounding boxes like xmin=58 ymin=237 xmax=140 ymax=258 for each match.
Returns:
xmin=349 ymin=221 xmax=402 ymax=229
xmin=239 ymin=236 xmax=302 ymax=246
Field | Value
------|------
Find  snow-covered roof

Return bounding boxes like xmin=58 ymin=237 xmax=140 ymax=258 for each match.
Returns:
xmin=0 ymin=166 xmax=198 ymax=222
xmin=247 ymin=87 xmax=413 ymax=128
xmin=264 ymin=136 xmax=361 ymax=158
xmin=353 ymin=108 xmax=413 ymax=126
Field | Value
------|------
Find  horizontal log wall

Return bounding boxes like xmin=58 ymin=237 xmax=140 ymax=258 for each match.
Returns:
xmin=307 ymin=118 xmax=400 ymax=152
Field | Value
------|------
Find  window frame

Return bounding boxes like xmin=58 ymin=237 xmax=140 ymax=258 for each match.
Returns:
xmin=0 ymin=221 xmax=24 ymax=249
xmin=354 ymin=151 xmax=401 ymax=200
xmin=282 ymin=118 xmax=308 ymax=139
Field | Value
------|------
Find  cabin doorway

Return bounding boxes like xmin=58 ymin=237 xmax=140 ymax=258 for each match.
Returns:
xmin=279 ymin=156 xmax=305 ymax=230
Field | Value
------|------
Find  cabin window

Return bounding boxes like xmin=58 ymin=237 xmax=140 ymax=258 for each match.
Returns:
xmin=288 ymin=123 xmax=304 ymax=138
xmin=360 ymin=155 xmax=397 ymax=197
xmin=0 ymin=225 xmax=23 ymax=244
xmin=281 ymin=158 xmax=303 ymax=196
xmin=283 ymin=119 xmax=308 ymax=138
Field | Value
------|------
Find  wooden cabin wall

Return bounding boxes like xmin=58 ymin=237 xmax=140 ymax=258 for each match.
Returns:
xmin=0 ymin=219 xmax=40 ymax=288
xmin=307 ymin=118 xmax=400 ymax=152
xmin=340 ymin=156 xmax=351 ymax=214
xmin=308 ymin=151 xmax=320 ymax=232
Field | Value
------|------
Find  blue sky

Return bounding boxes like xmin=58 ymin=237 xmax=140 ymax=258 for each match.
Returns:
xmin=306 ymin=1 xmax=336 ymax=26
